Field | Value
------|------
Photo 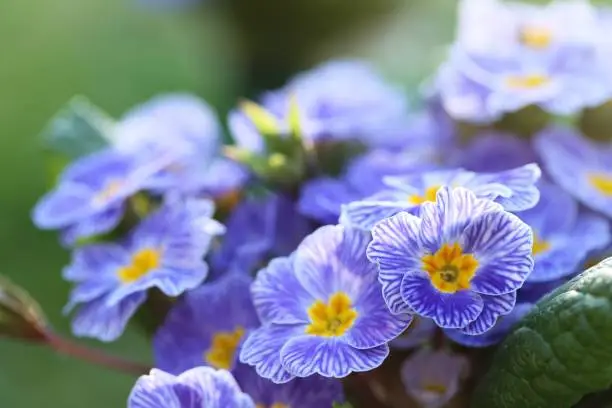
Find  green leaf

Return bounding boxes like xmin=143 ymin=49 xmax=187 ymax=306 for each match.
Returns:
xmin=472 ymin=258 xmax=612 ymax=408
xmin=41 ymin=96 xmax=114 ymax=160
xmin=332 ymin=402 xmax=354 ymax=408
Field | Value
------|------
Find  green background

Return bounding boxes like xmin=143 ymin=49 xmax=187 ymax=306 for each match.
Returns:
xmin=0 ymin=0 xmax=456 ymax=406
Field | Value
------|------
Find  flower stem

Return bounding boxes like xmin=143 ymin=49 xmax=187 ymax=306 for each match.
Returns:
xmin=45 ymin=332 xmax=150 ymax=376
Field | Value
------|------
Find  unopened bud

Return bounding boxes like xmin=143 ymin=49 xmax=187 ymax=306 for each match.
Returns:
xmin=0 ymin=276 xmax=49 ymax=342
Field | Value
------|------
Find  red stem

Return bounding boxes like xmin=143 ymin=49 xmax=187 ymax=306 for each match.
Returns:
xmin=46 ymin=332 xmax=150 ymax=376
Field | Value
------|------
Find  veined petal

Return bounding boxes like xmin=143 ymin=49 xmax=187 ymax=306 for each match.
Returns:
xmin=32 ymin=183 xmax=97 ymax=229
xmin=367 ymin=211 xmax=424 ymax=314
xmin=340 ymin=199 xmax=415 ymax=231
xmin=419 ymin=187 xmax=502 ymax=253
xmin=401 ymin=274 xmax=483 ymax=329
xmin=464 ymin=211 xmax=534 ymax=295
xmin=59 ymin=205 xmax=124 ymax=246
xmin=251 ymin=257 xmax=313 ymax=325
xmin=472 ymin=163 xmax=541 ymax=211
xmin=280 ymin=336 xmax=389 ymax=378
xmin=460 ymin=292 xmax=516 ymax=335
xmin=72 ymin=292 xmax=146 ymax=342
xmin=239 ymin=325 xmax=302 ymax=384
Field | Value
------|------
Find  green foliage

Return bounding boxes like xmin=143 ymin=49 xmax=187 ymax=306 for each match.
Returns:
xmin=472 ymin=258 xmax=612 ymax=408
xmin=332 ymin=402 xmax=354 ymax=408
xmin=41 ymin=96 xmax=114 ymax=160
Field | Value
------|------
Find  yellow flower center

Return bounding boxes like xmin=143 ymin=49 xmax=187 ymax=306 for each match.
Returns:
xmin=117 ymin=248 xmax=161 ymax=283
xmin=532 ymin=234 xmax=551 ymax=256
xmin=505 ymin=74 xmax=550 ymax=89
xmin=409 ymin=185 xmax=440 ymax=205
xmin=256 ymin=404 xmax=289 ymax=408
xmin=588 ymin=173 xmax=612 ymax=196
xmin=94 ymin=180 xmax=124 ymax=205
xmin=421 ymin=243 xmax=479 ymax=293
xmin=204 ymin=326 xmax=245 ymax=370
xmin=305 ymin=292 xmax=358 ymax=337
xmin=519 ymin=26 xmax=552 ymax=49
xmin=422 ymin=382 xmax=448 ymax=395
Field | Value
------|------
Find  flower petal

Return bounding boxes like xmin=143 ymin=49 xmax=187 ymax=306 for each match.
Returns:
xmin=460 ymin=292 xmax=516 ymax=335
xmin=340 ymin=199 xmax=414 ymax=231
xmin=419 ymin=187 xmax=503 ymax=253
xmin=239 ymin=325 xmax=303 ymax=384
xmin=401 ymin=274 xmax=483 ymax=329
xmin=473 ymin=163 xmax=541 ymax=211
xmin=251 ymin=257 xmax=313 ymax=325
xmin=59 ymin=205 xmax=124 ymax=246
xmin=72 ymin=292 xmax=146 ymax=342
xmin=280 ymin=336 xmax=389 ymax=378
xmin=464 ymin=211 xmax=534 ymax=295
xmin=367 ymin=211 xmax=423 ymax=314
xmin=32 ymin=183 xmax=96 ymax=229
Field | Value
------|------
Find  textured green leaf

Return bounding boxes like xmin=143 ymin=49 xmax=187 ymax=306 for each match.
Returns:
xmin=472 ymin=258 xmax=612 ymax=408
xmin=41 ymin=96 xmax=114 ymax=160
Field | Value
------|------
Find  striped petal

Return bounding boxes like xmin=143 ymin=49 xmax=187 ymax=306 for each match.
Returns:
xmin=400 ymin=274 xmax=483 ymax=329
xmin=465 ymin=211 xmax=534 ymax=295
xmin=367 ymin=211 xmax=423 ymax=315
xmin=239 ymin=325 xmax=302 ymax=384
xmin=459 ymin=292 xmax=516 ymax=335
xmin=280 ymin=336 xmax=389 ymax=378
xmin=251 ymin=257 xmax=313 ymax=325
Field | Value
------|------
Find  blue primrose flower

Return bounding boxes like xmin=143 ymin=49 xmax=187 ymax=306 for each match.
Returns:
xmin=261 ymin=59 xmax=409 ymax=147
xmin=210 ymin=194 xmax=311 ymax=276
xmin=32 ymin=148 xmax=167 ymax=245
xmin=154 ymin=273 xmax=259 ymax=374
xmin=113 ymin=93 xmax=247 ymax=197
xmin=535 ymin=125 xmax=612 ymax=219
xmin=342 ymin=163 xmax=541 ymax=231
xmin=517 ymin=180 xmax=611 ymax=283
xmin=367 ymin=187 xmax=534 ymax=334
xmin=153 ymin=272 xmax=345 ymax=407
xmin=239 ymin=225 xmax=413 ymax=381
xmin=401 ymin=348 xmax=469 ymax=408
xmin=450 ymin=131 xmax=537 ymax=173
xmin=299 ymin=147 xmax=440 ymax=224
xmin=128 ymin=367 xmax=255 ymax=408
xmin=435 ymin=0 xmax=611 ymax=123
xmin=63 ymin=198 xmax=223 ymax=342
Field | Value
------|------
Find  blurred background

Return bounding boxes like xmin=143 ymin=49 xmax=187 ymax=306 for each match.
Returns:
xmin=0 ymin=0 xmax=457 ymax=406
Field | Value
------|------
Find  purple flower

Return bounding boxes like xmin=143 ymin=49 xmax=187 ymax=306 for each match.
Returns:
xmin=128 ymin=367 xmax=255 ymax=408
xmin=32 ymin=148 xmax=166 ymax=245
xmin=517 ymin=180 xmax=611 ymax=283
xmin=240 ymin=225 xmax=412 ymax=381
xmin=235 ymin=365 xmax=344 ymax=408
xmin=342 ymin=163 xmax=541 ymax=231
xmin=367 ymin=187 xmax=534 ymax=333
xmin=401 ymin=348 xmax=469 ymax=408
xmin=63 ymin=198 xmax=223 ymax=341
xmin=154 ymin=273 xmax=260 ymax=374
xmin=534 ymin=125 xmax=612 ymax=219
xmin=210 ymin=194 xmax=312 ymax=276
xmin=299 ymin=148 xmax=439 ymax=224
xmin=262 ymin=59 xmax=409 ymax=147
xmin=113 ymin=94 xmax=247 ymax=196
xmin=153 ymin=273 xmax=344 ymax=406
xmin=435 ymin=0 xmax=611 ymax=123
xmin=450 ymin=132 xmax=537 ymax=173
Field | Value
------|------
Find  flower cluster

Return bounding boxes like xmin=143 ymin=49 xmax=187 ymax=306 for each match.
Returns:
xmin=27 ymin=0 xmax=612 ymax=406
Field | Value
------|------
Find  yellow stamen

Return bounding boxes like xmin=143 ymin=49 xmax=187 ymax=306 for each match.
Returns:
xmin=532 ymin=234 xmax=551 ymax=256
xmin=422 ymin=382 xmax=448 ymax=395
xmin=204 ymin=326 xmax=245 ymax=370
xmin=588 ymin=173 xmax=612 ymax=196
xmin=117 ymin=248 xmax=161 ymax=283
xmin=305 ymin=292 xmax=358 ymax=337
xmin=409 ymin=185 xmax=440 ymax=205
xmin=505 ymin=74 xmax=550 ymax=89
xmin=421 ymin=243 xmax=479 ymax=293
xmin=519 ymin=26 xmax=552 ymax=49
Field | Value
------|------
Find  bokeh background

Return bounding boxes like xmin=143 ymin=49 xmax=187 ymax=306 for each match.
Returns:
xmin=0 ymin=0 xmax=456 ymax=406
